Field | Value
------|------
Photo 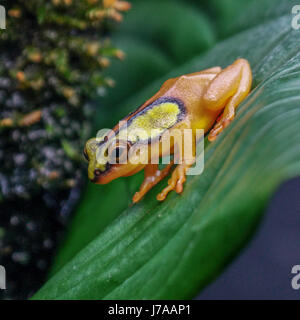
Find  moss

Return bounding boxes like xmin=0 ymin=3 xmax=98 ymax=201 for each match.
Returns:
xmin=0 ymin=0 xmax=130 ymax=299
xmin=0 ymin=0 xmax=130 ymax=199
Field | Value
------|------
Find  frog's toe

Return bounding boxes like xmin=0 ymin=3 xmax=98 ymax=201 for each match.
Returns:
xmin=208 ymin=116 xmax=233 ymax=141
xmin=177 ymin=165 xmax=187 ymax=191
xmin=133 ymin=191 xmax=143 ymax=203
xmin=175 ymin=179 xmax=185 ymax=194
xmin=156 ymin=183 xmax=175 ymax=201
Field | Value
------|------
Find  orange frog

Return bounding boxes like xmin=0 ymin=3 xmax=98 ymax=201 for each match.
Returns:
xmin=84 ymin=59 xmax=252 ymax=203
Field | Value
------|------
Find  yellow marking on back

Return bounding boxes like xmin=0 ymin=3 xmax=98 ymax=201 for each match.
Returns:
xmin=126 ymin=102 xmax=181 ymax=142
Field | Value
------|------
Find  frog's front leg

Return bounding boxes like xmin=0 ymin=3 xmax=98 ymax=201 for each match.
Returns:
xmin=203 ymin=58 xmax=252 ymax=141
xmin=132 ymin=162 xmax=174 ymax=203
xmin=156 ymin=132 xmax=196 ymax=201
xmin=156 ymin=161 xmax=194 ymax=201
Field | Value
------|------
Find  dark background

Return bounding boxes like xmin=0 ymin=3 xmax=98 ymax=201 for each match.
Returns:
xmin=197 ymin=177 xmax=300 ymax=300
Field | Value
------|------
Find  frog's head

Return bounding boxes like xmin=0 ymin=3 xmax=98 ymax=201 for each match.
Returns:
xmin=84 ymin=96 xmax=185 ymax=184
xmin=83 ymin=134 xmax=147 ymax=184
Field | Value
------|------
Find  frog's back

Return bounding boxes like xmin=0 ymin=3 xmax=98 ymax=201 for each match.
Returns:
xmin=114 ymin=69 xmax=222 ymax=141
xmin=115 ymin=96 xmax=187 ymax=144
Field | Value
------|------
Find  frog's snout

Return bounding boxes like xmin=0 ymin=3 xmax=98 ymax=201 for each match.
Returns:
xmin=91 ymin=165 xmax=111 ymax=183
xmin=88 ymin=160 xmax=113 ymax=184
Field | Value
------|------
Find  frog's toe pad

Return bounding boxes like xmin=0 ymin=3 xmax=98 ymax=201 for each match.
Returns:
xmin=133 ymin=191 xmax=143 ymax=203
xmin=208 ymin=116 xmax=233 ymax=141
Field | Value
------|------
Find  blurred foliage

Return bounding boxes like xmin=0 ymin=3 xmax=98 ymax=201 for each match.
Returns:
xmin=116 ymin=0 xmax=215 ymax=63
xmin=0 ymin=0 xmax=130 ymax=299
xmin=35 ymin=0 xmax=300 ymax=299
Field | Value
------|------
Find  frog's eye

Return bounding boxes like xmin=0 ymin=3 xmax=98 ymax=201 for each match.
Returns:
xmin=83 ymin=148 xmax=89 ymax=161
xmin=94 ymin=169 xmax=101 ymax=176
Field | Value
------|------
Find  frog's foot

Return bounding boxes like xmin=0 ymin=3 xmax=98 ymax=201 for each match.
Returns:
xmin=157 ymin=163 xmax=190 ymax=201
xmin=208 ymin=110 xmax=234 ymax=141
xmin=132 ymin=162 xmax=174 ymax=203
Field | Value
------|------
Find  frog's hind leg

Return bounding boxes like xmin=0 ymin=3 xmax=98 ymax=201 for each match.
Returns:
xmin=203 ymin=58 xmax=252 ymax=141
xmin=198 ymin=66 xmax=222 ymax=74
xmin=132 ymin=162 xmax=174 ymax=203
xmin=187 ymin=66 xmax=221 ymax=78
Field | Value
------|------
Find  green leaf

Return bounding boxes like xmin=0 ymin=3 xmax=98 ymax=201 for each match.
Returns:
xmin=117 ymin=0 xmax=216 ymax=64
xmin=33 ymin=9 xmax=300 ymax=299
xmin=50 ymin=175 xmax=142 ymax=276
